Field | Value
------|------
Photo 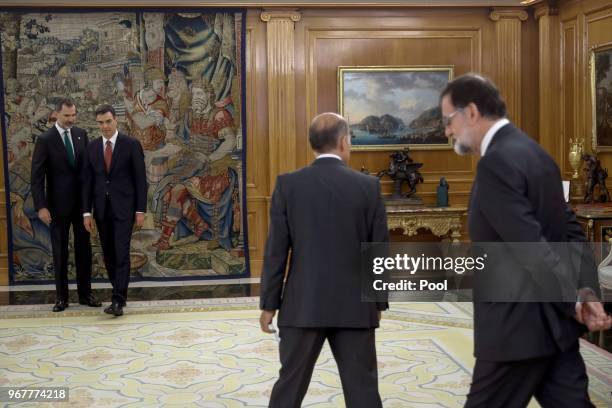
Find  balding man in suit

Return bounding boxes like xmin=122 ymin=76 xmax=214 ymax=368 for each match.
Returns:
xmin=259 ymin=112 xmax=388 ymax=408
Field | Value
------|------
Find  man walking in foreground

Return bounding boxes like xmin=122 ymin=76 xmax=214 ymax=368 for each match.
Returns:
xmin=259 ymin=112 xmax=389 ymax=407
xmin=441 ymin=73 xmax=611 ymax=407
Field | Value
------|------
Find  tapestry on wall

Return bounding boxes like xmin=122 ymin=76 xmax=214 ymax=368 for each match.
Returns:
xmin=0 ymin=10 xmax=249 ymax=283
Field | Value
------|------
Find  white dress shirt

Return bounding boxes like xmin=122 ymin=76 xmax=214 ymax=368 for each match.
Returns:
xmin=480 ymin=118 xmax=510 ymax=156
xmin=315 ymin=153 xmax=342 ymax=161
xmin=55 ymin=122 xmax=74 ymax=152
xmin=101 ymin=131 xmax=118 ymax=154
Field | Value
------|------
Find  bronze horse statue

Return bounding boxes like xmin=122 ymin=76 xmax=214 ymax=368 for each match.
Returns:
xmin=377 ymin=150 xmax=424 ymax=198
xmin=583 ymin=153 xmax=610 ymax=203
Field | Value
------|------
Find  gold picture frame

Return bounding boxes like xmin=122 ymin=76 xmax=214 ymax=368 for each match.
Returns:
xmin=338 ymin=65 xmax=454 ymax=151
xmin=590 ymin=42 xmax=612 ymax=152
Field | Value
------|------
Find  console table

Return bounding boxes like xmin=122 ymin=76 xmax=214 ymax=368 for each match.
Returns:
xmin=574 ymin=206 xmax=612 ymax=263
xmin=384 ymin=201 xmax=467 ymax=242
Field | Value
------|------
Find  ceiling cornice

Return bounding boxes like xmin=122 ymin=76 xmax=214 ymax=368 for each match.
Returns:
xmin=0 ymin=0 xmax=537 ymax=9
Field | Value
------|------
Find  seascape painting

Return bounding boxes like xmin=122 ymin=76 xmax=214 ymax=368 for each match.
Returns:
xmin=338 ymin=66 xmax=453 ymax=151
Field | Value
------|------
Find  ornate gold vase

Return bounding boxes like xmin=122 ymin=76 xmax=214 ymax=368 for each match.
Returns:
xmin=568 ymin=138 xmax=584 ymax=199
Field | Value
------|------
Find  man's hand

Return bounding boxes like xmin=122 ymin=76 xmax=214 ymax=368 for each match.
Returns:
xmin=38 ymin=208 xmax=51 ymax=225
xmin=575 ymin=301 xmax=612 ymax=331
xmin=575 ymin=289 xmax=612 ymax=331
xmin=83 ymin=216 xmax=93 ymax=233
xmin=135 ymin=213 xmax=145 ymax=228
xmin=259 ymin=309 xmax=277 ymax=333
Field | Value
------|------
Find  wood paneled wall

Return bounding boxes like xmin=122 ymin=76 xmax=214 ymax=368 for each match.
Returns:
xmin=294 ymin=8 xmax=491 ymax=209
xmin=246 ymin=6 xmax=540 ymax=277
xmin=546 ymin=0 xmax=612 ymax=180
xmin=245 ymin=13 xmax=270 ymax=277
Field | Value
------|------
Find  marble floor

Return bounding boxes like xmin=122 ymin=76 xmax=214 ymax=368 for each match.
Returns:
xmin=0 ymin=299 xmax=611 ymax=407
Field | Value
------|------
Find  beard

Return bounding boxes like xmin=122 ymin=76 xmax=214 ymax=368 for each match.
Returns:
xmin=453 ymin=139 xmax=473 ymax=155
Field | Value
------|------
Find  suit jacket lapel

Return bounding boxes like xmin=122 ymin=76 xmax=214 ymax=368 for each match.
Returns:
xmin=108 ymin=134 xmax=122 ymax=176
xmin=94 ymin=137 xmax=105 ymax=174
xmin=485 ymin=123 xmax=512 ymax=154
xmin=70 ymin=129 xmax=82 ymax=165
xmin=469 ymin=124 xmax=512 ymax=213
xmin=51 ymin=126 xmax=70 ymax=164
xmin=468 ymin=177 xmax=476 ymax=212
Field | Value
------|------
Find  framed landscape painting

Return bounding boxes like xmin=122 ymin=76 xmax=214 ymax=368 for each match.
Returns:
xmin=338 ymin=66 xmax=453 ymax=151
xmin=591 ymin=43 xmax=612 ymax=152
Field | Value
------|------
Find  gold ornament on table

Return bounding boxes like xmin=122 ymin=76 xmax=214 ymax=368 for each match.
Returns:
xmin=569 ymin=138 xmax=584 ymax=178
xmin=569 ymin=137 xmax=585 ymax=199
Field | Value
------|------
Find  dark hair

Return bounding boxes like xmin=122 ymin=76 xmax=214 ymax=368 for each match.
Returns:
xmin=440 ymin=73 xmax=506 ymax=119
xmin=308 ymin=115 xmax=349 ymax=152
xmin=55 ymin=97 xmax=75 ymax=112
xmin=95 ymin=104 xmax=116 ymax=118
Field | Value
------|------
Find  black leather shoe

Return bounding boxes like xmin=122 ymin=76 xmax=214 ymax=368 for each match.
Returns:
xmin=104 ymin=302 xmax=123 ymax=316
xmin=79 ymin=294 xmax=102 ymax=307
xmin=52 ymin=299 xmax=68 ymax=312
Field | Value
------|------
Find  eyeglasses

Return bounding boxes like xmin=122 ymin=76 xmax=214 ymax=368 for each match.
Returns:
xmin=442 ymin=109 xmax=463 ymax=127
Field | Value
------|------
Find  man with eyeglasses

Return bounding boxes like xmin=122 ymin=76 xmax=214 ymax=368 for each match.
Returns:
xmin=440 ymin=74 xmax=611 ymax=407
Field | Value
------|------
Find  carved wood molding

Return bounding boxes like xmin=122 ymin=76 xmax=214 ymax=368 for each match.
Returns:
xmin=261 ymin=10 xmax=302 ymax=193
xmin=260 ymin=11 xmax=302 ymax=22
xmin=0 ymin=265 xmax=7 ymax=286
xmin=490 ymin=8 xmax=526 ymax=128
xmin=535 ymin=4 xmax=559 ymax=20
xmin=536 ymin=4 xmax=561 ymax=163
xmin=489 ymin=9 xmax=529 ymax=22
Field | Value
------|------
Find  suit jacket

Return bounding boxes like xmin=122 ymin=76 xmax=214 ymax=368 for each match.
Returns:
xmin=82 ymin=133 xmax=147 ymax=221
xmin=260 ymin=157 xmax=389 ymax=328
xmin=469 ymin=123 xmax=595 ymax=362
xmin=31 ymin=126 xmax=89 ymax=217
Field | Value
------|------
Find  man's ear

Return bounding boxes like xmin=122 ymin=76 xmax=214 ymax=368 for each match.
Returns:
xmin=345 ymin=133 xmax=352 ymax=151
xmin=338 ymin=134 xmax=348 ymax=151
xmin=466 ymin=102 xmax=480 ymax=123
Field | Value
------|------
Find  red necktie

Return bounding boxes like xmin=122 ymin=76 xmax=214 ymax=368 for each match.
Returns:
xmin=104 ymin=140 xmax=113 ymax=173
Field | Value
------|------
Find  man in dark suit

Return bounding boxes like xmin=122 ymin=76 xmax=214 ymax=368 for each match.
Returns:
xmin=31 ymin=98 xmax=100 ymax=312
xmin=259 ymin=113 xmax=388 ymax=408
xmin=82 ymin=104 xmax=147 ymax=317
xmin=440 ymin=73 xmax=612 ymax=407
